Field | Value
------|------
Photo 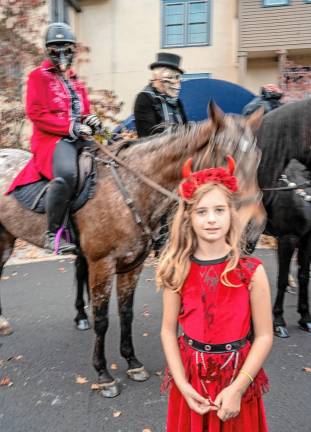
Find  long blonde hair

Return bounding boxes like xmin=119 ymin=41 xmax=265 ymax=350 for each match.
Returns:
xmin=156 ymin=183 xmax=243 ymax=292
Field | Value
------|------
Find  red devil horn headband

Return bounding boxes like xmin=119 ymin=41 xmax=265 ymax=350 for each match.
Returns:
xmin=182 ymin=158 xmax=193 ymax=178
xmin=179 ymin=155 xmax=238 ymax=199
xmin=226 ymin=155 xmax=235 ymax=176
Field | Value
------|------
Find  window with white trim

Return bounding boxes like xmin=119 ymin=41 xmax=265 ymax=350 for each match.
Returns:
xmin=162 ymin=0 xmax=211 ymax=47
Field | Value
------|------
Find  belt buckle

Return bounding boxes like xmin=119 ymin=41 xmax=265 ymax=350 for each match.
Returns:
xmin=204 ymin=344 xmax=211 ymax=352
xmin=225 ymin=343 xmax=232 ymax=351
xmin=188 ymin=339 xmax=193 ymax=346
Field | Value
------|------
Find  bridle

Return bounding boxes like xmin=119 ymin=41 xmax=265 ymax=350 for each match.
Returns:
xmin=93 ymin=136 xmax=263 ymax=271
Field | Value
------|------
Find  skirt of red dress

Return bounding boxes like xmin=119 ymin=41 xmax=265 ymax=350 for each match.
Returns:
xmin=163 ymin=338 xmax=269 ymax=432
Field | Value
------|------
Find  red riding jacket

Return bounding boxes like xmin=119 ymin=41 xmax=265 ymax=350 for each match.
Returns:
xmin=6 ymin=59 xmax=90 ymax=194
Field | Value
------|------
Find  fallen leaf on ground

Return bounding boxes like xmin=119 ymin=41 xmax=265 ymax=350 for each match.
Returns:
xmin=91 ymin=383 xmax=105 ymax=390
xmin=110 ymin=363 xmax=118 ymax=370
xmin=154 ymin=370 xmax=162 ymax=376
xmin=58 ymin=267 xmax=66 ymax=273
xmin=0 ymin=376 xmax=13 ymax=387
xmin=112 ymin=411 xmax=122 ymax=418
xmin=1 ymin=276 xmax=9 ymax=281
xmin=143 ymin=429 xmax=152 ymax=432
xmin=143 ymin=332 xmax=149 ymax=337
xmin=8 ymin=355 xmax=23 ymax=362
xmin=302 ymin=367 xmax=311 ymax=373
xmin=143 ymin=311 xmax=150 ymax=317
xmin=146 ymin=278 xmax=154 ymax=282
xmin=75 ymin=375 xmax=89 ymax=384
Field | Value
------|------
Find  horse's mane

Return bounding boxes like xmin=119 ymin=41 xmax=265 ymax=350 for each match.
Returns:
xmin=257 ymin=98 xmax=311 ymax=187
xmin=116 ymin=122 xmax=206 ymax=161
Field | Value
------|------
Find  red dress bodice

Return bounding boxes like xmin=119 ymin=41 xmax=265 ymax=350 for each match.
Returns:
xmin=179 ymin=255 xmax=261 ymax=344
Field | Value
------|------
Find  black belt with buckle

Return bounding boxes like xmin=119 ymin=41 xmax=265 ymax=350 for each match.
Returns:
xmin=182 ymin=333 xmax=249 ymax=353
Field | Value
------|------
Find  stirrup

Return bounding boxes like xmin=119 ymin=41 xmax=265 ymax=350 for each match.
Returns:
xmin=44 ymin=231 xmax=76 ymax=255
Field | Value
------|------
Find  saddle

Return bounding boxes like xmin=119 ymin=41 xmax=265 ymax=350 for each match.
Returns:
xmin=12 ymin=147 xmax=97 ymax=214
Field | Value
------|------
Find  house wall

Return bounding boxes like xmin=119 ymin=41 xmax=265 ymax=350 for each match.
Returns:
xmin=240 ymin=0 xmax=311 ymax=53
xmin=76 ymin=0 xmax=239 ymax=118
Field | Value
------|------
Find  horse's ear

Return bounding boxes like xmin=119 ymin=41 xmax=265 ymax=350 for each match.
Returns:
xmin=246 ymin=106 xmax=264 ymax=132
xmin=208 ymin=100 xmax=225 ymax=128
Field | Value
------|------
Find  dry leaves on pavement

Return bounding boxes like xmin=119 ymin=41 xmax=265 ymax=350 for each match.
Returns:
xmin=110 ymin=363 xmax=118 ymax=370
xmin=75 ymin=375 xmax=89 ymax=384
xmin=0 ymin=376 xmax=13 ymax=387
xmin=91 ymin=383 xmax=105 ymax=391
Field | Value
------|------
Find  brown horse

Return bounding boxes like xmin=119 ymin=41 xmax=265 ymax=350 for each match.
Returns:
xmin=0 ymin=103 xmax=264 ymax=397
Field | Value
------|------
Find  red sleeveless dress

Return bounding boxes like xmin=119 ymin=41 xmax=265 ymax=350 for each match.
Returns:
xmin=163 ymin=255 xmax=269 ymax=432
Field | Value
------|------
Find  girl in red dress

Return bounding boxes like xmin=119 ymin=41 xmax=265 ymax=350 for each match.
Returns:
xmin=157 ymin=157 xmax=273 ymax=432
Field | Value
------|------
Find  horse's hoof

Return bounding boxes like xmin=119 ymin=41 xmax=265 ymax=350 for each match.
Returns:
xmin=99 ymin=380 xmax=121 ymax=398
xmin=75 ymin=319 xmax=91 ymax=331
xmin=0 ymin=316 xmax=13 ymax=336
xmin=298 ymin=320 xmax=311 ymax=333
xmin=274 ymin=325 xmax=289 ymax=338
xmin=127 ymin=366 xmax=150 ymax=382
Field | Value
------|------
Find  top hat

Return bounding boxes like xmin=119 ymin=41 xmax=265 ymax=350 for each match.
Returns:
xmin=149 ymin=53 xmax=184 ymax=74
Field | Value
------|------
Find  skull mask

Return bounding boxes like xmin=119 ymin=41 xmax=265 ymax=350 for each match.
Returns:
xmin=152 ymin=67 xmax=181 ymax=98
xmin=46 ymin=43 xmax=76 ymax=73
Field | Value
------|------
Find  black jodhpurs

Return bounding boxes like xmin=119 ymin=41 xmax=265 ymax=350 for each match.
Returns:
xmin=46 ymin=138 xmax=93 ymax=233
xmin=53 ymin=138 xmax=93 ymax=195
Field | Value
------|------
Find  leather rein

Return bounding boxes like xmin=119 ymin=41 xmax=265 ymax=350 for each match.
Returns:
xmin=94 ymin=143 xmax=263 ymax=272
xmin=96 ymin=144 xmax=263 ymax=207
xmin=95 ymin=144 xmax=177 ymax=273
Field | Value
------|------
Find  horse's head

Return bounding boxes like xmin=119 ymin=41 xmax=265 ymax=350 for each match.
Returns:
xmin=193 ymin=101 xmax=266 ymax=241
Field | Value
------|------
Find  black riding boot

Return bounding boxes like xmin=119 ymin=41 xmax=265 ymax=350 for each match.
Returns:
xmin=44 ymin=177 xmax=76 ymax=254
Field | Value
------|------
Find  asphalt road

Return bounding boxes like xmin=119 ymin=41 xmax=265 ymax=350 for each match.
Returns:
xmin=0 ymin=250 xmax=310 ymax=432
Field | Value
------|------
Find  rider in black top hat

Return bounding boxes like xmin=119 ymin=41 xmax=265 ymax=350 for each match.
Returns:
xmin=134 ymin=52 xmax=187 ymax=138
xmin=134 ymin=53 xmax=188 ymax=255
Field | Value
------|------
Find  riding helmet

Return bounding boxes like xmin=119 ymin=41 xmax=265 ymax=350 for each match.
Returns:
xmin=45 ymin=22 xmax=76 ymax=46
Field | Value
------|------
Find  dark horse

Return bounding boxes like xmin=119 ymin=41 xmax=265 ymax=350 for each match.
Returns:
xmin=0 ymin=103 xmax=264 ymax=397
xmin=256 ymin=98 xmax=311 ymax=337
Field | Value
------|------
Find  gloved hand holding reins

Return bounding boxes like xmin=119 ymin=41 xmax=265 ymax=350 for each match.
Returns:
xmin=72 ymin=122 xmax=93 ymax=138
xmin=83 ymin=114 xmax=102 ymax=134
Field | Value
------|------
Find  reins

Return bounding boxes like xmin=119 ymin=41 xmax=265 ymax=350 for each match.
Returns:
xmin=95 ymin=143 xmax=263 ymax=207
xmin=95 ymin=143 xmax=179 ymax=202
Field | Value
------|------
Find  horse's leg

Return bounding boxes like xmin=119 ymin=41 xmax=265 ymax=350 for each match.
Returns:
xmin=89 ymin=257 xmax=120 ymax=398
xmin=273 ymin=235 xmax=297 ymax=338
xmin=297 ymin=233 xmax=311 ymax=333
xmin=116 ymin=265 xmax=150 ymax=382
xmin=74 ymin=254 xmax=91 ymax=331
xmin=0 ymin=224 xmax=16 ymax=335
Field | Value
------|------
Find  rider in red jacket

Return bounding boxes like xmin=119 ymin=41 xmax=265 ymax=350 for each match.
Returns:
xmin=7 ymin=23 xmax=102 ymax=254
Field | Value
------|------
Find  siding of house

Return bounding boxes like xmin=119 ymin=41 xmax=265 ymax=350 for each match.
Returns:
xmin=239 ymin=0 xmax=311 ymax=53
xmin=76 ymin=0 xmax=239 ymax=117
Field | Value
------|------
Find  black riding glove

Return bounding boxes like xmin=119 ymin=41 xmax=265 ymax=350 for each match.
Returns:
xmin=72 ymin=122 xmax=92 ymax=139
xmin=83 ymin=114 xmax=102 ymax=134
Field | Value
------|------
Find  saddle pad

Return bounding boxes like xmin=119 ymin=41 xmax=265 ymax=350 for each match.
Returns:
xmin=12 ymin=170 xmax=96 ymax=214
